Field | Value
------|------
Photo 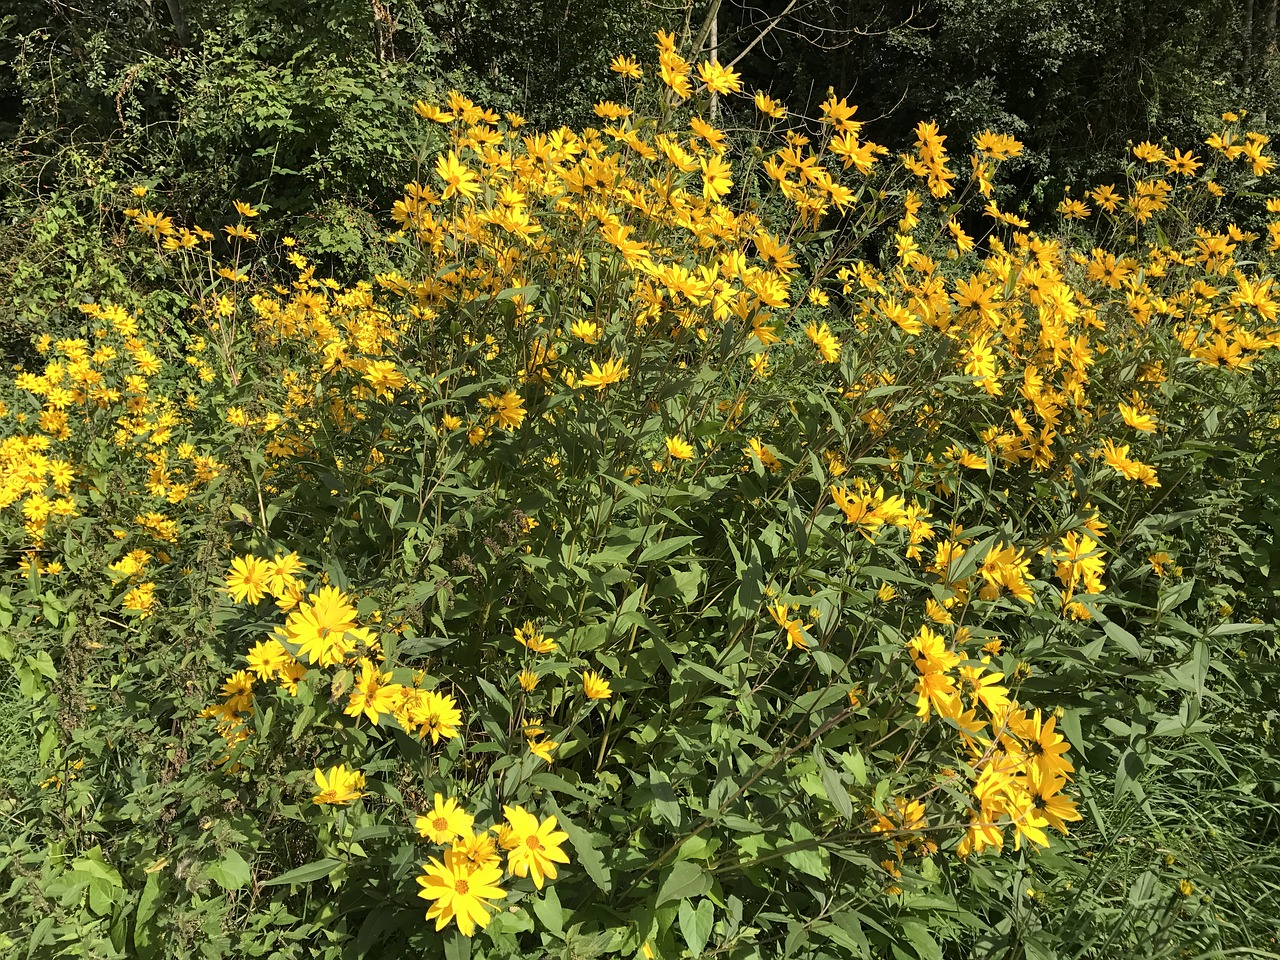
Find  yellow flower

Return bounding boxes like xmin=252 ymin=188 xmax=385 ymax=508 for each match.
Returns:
xmin=609 ymin=54 xmax=643 ymax=80
xmin=700 ymin=152 xmax=733 ymax=201
xmin=1118 ymin=402 xmax=1157 ymax=432
xmin=1164 ymin=148 xmax=1202 ymax=175
xmin=435 ymin=150 xmax=481 ymax=202
xmin=406 ymin=689 xmax=463 ymax=743
xmin=416 ymin=794 xmax=475 ymax=844
xmin=285 ymin=586 xmax=363 ymax=666
xmin=804 ymin=322 xmax=841 ymax=363
xmin=313 ymin=764 xmax=365 ymax=805
xmin=502 ymin=805 xmax=571 ymax=889
xmin=767 ymin=603 xmax=810 ymax=652
xmin=527 ymin=737 xmax=559 ymax=763
xmin=582 ymin=670 xmax=612 ymax=700
xmin=753 ymin=91 xmax=787 ymax=119
xmin=266 ymin=552 xmax=306 ymax=598
xmin=225 ymin=554 xmax=271 ymax=605
xmin=416 ymin=851 xmax=506 ymax=937
xmin=665 ymin=435 xmax=694 ymax=460
xmin=580 ymin=356 xmax=629 ymax=390
xmin=481 ymin=389 xmax=526 ymax=430
xmin=517 ymin=668 xmax=539 ymax=691
xmin=451 ymin=830 xmax=501 ymax=871
xmin=121 ymin=582 xmax=157 ymax=619
xmin=414 ymin=101 xmax=455 ymax=123
xmin=696 ymin=60 xmax=743 ymax=95
xmin=1133 ymin=141 xmax=1167 ymax=164
xmin=744 ymin=437 xmax=781 ymax=473
xmin=344 ymin=658 xmax=403 ymax=724
xmin=514 ymin=621 xmax=556 ymax=653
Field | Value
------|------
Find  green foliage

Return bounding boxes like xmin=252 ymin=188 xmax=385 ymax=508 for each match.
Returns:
xmin=736 ymin=0 xmax=1280 ymax=216
xmin=1 ymin=12 xmax=1280 ymax=960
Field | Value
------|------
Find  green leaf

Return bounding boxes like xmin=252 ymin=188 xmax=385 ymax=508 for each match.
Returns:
xmin=531 ymin=884 xmax=565 ymax=939
xmin=261 ymin=857 xmax=342 ymax=887
xmin=133 ymin=872 xmax=164 ymax=959
xmin=656 ymin=861 xmax=710 ymax=907
xmin=205 ymin=849 xmax=252 ymax=891
xmin=27 ymin=916 xmax=54 ymax=960
xmin=900 ymin=919 xmax=942 ymax=960
xmin=814 ymin=746 xmax=853 ymax=821
xmin=356 ymin=906 xmax=404 ymax=955
xmin=638 ymin=536 xmax=700 ymax=565
xmin=443 ymin=928 xmax=472 ymax=960
xmin=545 ymin=797 xmax=612 ymax=894
xmin=1101 ymin=617 xmax=1145 ymax=660
xmin=843 ymin=750 xmax=867 ymax=786
xmin=649 ymin=767 xmax=682 ymax=827
xmin=1114 ymin=747 xmax=1146 ymax=800
xmin=784 ymin=924 xmax=809 ymax=957
xmin=678 ymin=898 xmax=714 ymax=956
xmin=783 ymin=825 xmax=827 ymax=879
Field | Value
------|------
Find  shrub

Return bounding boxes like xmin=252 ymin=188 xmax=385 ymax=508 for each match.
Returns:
xmin=1 ymin=33 xmax=1278 ymax=959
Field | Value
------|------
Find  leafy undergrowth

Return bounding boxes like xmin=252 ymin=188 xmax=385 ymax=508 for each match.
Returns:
xmin=1 ymin=34 xmax=1278 ymax=960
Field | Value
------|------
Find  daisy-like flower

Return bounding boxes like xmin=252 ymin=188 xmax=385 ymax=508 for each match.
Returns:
xmin=665 ymin=435 xmax=694 ymax=460
xmin=285 ymin=586 xmax=364 ymax=667
xmin=582 ymin=670 xmax=612 ymax=700
xmin=313 ymin=764 xmax=365 ymax=805
xmin=265 ymin=551 xmax=306 ymax=597
xmin=416 ymin=794 xmax=475 ymax=844
xmin=451 ymin=830 xmax=501 ymax=871
xmin=514 ymin=621 xmax=556 ymax=653
xmin=407 ymin=689 xmax=463 ymax=744
xmin=696 ymin=60 xmax=742 ymax=95
xmin=502 ymin=805 xmax=571 ymax=889
xmin=225 ymin=554 xmax=271 ymax=605
xmin=579 ymin=356 xmax=629 ymax=390
xmin=344 ymin=658 xmax=403 ymax=724
xmin=527 ymin=736 xmax=559 ymax=764
xmin=416 ymin=850 xmax=506 ymax=937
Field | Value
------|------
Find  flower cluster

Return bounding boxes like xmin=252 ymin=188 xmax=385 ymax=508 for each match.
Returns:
xmin=9 ymin=29 xmax=1278 ymax=953
xmin=413 ymin=796 xmax=570 ymax=936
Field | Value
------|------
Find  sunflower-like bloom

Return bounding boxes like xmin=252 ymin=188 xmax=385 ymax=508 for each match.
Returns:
xmin=225 ymin=554 xmax=271 ymax=605
xmin=416 ymin=794 xmax=475 ymax=844
xmin=502 ymin=805 xmax=571 ymax=889
xmin=312 ymin=764 xmax=365 ymax=805
xmin=285 ymin=586 xmax=363 ymax=667
xmin=665 ymin=435 xmax=694 ymax=460
xmin=416 ymin=851 xmax=506 ymax=936
xmin=582 ymin=670 xmax=612 ymax=700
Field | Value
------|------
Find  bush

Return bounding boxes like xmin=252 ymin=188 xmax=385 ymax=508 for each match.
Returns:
xmin=1 ymin=34 xmax=1278 ymax=959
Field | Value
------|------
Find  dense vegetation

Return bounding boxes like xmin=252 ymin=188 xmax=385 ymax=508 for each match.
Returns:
xmin=1 ymin=3 xmax=1279 ymax=958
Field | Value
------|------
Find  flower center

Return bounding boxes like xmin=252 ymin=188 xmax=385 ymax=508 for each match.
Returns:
xmin=526 ymin=836 xmax=542 ymax=851
xmin=455 ymin=879 xmax=470 ymax=895
xmin=433 ymin=817 xmax=449 ymax=832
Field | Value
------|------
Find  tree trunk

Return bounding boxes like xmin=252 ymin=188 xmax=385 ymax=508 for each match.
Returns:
xmin=163 ymin=0 xmax=189 ymax=48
